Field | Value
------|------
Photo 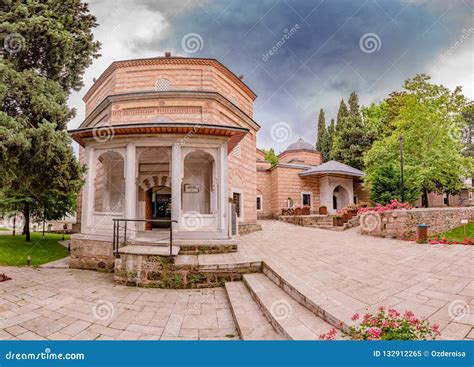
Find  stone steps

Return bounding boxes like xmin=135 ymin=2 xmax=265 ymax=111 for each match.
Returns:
xmin=262 ymin=262 xmax=355 ymax=334
xmin=225 ymin=282 xmax=285 ymax=340
xmin=118 ymin=244 xmax=180 ymax=256
xmin=243 ymin=273 xmax=339 ymax=340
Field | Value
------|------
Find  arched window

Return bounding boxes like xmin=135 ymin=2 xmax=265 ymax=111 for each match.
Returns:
xmin=94 ymin=151 xmax=125 ymax=213
xmin=154 ymin=78 xmax=171 ymax=91
xmin=182 ymin=150 xmax=215 ymax=214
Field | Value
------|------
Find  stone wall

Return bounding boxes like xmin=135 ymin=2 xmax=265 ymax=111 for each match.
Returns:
xmin=114 ymin=254 xmax=262 ymax=288
xmin=360 ymin=207 xmax=474 ymax=238
xmin=69 ymin=235 xmax=115 ymax=271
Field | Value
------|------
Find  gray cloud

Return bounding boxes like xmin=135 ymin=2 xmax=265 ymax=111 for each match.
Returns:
xmin=69 ymin=0 xmax=473 ymax=153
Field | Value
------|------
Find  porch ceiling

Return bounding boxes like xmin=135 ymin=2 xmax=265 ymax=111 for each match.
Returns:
xmin=68 ymin=122 xmax=249 ymax=153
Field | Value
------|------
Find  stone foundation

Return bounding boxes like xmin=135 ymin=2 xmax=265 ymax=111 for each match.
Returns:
xmin=114 ymin=253 xmax=262 ymax=288
xmin=178 ymin=244 xmax=238 ymax=255
xmin=69 ymin=235 xmax=115 ymax=271
xmin=279 ymin=214 xmax=333 ymax=227
xmin=360 ymin=207 xmax=474 ymax=238
xmin=238 ymin=223 xmax=262 ymax=235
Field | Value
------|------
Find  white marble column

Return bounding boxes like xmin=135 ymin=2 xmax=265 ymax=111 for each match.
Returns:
xmin=81 ymin=146 xmax=95 ymax=233
xmin=218 ymin=143 xmax=228 ymax=236
xmin=171 ymin=144 xmax=182 ymax=230
xmin=125 ymin=143 xmax=137 ymax=237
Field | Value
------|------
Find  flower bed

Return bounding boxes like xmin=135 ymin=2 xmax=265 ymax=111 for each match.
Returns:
xmin=358 ymin=199 xmax=413 ymax=215
xmin=319 ymin=307 xmax=440 ymax=340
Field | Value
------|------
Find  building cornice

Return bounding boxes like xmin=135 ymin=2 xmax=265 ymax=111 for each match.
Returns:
xmin=80 ymin=90 xmax=260 ymax=132
xmin=68 ymin=122 xmax=249 ymax=153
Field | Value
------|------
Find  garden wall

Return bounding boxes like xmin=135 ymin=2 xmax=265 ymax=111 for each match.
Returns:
xmin=360 ymin=207 xmax=474 ymax=239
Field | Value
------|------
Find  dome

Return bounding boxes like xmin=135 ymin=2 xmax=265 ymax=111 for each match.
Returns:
xmin=285 ymin=138 xmax=314 ymax=151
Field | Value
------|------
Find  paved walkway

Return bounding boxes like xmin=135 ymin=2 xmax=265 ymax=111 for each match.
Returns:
xmin=0 ymin=267 xmax=237 ymax=340
xmin=234 ymin=221 xmax=473 ymax=340
xmin=0 ymin=220 xmax=472 ymax=340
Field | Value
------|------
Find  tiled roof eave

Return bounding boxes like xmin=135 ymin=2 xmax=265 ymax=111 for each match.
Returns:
xmin=299 ymin=170 xmax=364 ymax=177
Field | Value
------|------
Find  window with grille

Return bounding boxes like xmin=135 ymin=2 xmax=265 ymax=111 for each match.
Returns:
xmin=233 ymin=192 xmax=241 ymax=217
xmin=302 ymin=193 xmax=311 ymax=207
xmin=155 ymin=78 xmax=171 ymax=91
xmin=256 ymin=196 xmax=262 ymax=211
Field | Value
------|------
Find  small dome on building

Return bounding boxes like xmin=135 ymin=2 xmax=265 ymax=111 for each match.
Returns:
xmin=285 ymin=138 xmax=314 ymax=151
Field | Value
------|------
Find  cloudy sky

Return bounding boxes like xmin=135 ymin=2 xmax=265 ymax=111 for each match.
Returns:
xmin=68 ymin=0 xmax=473 ymax=153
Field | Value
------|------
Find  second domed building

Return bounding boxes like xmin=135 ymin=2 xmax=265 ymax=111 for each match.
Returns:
xmin=256 ymin=138 xmax=366 ymax=218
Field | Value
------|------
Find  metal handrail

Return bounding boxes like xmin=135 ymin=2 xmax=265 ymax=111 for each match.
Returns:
xmin=112 ymin=219 xmax=178 ymax=258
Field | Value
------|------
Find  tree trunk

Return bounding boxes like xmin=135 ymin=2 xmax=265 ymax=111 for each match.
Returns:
xmin=421 ymin=190 xmax=429 ymax=208
xmin=23 ymin=203 xmax=30 ymax=242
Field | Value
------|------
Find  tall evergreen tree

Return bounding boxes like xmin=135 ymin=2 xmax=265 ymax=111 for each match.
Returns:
xmin=348 ymin=91 xmax=360 ymax=116
xmin=335 ymin=99 xmax=349 ymax=131
xmin=0 ymin=0 xmax=100 ymax=240
xmin=316 ymin=108 xmax=327 ymax=152
xmin=331 ymin=91 xmax=372 ymax=170
xmin=327 ymin=118 xmax=335 ymax=157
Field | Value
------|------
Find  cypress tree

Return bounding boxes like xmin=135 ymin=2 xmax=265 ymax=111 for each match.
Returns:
xmin=327 ymin=118 xmax=335 ymax=156
xmin=348 ymin=91 xmax=360 ymax=116
xmin=316 ymin=108 xmax=327 ymax=151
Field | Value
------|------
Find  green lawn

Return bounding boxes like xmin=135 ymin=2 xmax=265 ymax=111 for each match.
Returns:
xmin=0 ymin=232 xmax=69 ymax=266
xmin=435 ymin=222 xmax=474 ymax=242
xmin=0 ymin=228 xmax=10 ymax=231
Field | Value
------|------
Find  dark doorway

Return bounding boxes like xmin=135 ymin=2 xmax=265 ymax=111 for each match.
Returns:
xmin=147 ymin=186 xmax=171 ymax=229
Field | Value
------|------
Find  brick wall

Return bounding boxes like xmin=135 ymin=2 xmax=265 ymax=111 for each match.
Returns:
xmin=256 ymin=169 xmax=272 ymax=219
xmin=228 ymin=132 xmax=257 ymax=225
xmin=84 ymin=60 xmax=254 ymax=119
xmin=264 ymin=166 xmax=321 ymax=217
xmin=278 ymin=150 xmax=321 ymax=166
xmin=360 ymin=207 xmax=474 ymax=238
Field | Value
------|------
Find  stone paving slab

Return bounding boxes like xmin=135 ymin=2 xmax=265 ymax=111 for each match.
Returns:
xmin=38 ymin=257 xmax=70 ymax=269
xmin=0 ymin=266 xmax=237 ymax=340
xmin=237 ymin=221 xmax=473 ymax=340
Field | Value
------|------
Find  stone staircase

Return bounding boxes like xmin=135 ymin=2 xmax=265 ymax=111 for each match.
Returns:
xmin=279 ymin=214 xmax=360 ymax=231
xmin=224 ymin=264 xmax=345 ymax=340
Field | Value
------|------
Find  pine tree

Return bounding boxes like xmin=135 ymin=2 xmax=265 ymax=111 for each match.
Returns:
xmin=0 ymin=1 xmax=100 ymax=240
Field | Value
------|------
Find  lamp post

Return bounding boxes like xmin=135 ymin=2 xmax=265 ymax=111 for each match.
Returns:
xmin=399 ymin=136 xmax=405 ymax=203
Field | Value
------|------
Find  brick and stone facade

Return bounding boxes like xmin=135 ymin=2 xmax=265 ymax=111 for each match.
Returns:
xmin=70 ymin=55 xmax=262 ymax=270
xmin=256 ymin=139 xmax=367 ymax=218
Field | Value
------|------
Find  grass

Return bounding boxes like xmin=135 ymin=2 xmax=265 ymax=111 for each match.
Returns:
xmin=0 ymin=232 xmax=69 ymax=266
xmin=0 ymin=227 xmax=10 ymax=231
xmin=434 ymin=222 xmax=474 ymax=242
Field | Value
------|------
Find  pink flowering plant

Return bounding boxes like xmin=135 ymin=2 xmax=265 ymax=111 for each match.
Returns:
xmin=358 ymin=199 xmax=412 ymax=215
xmin=319 ymin=307 xmax=440 ymax=340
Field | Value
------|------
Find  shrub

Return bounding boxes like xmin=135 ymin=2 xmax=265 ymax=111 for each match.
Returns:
xmin=319 ymin=307 xmax=440 ymax=340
